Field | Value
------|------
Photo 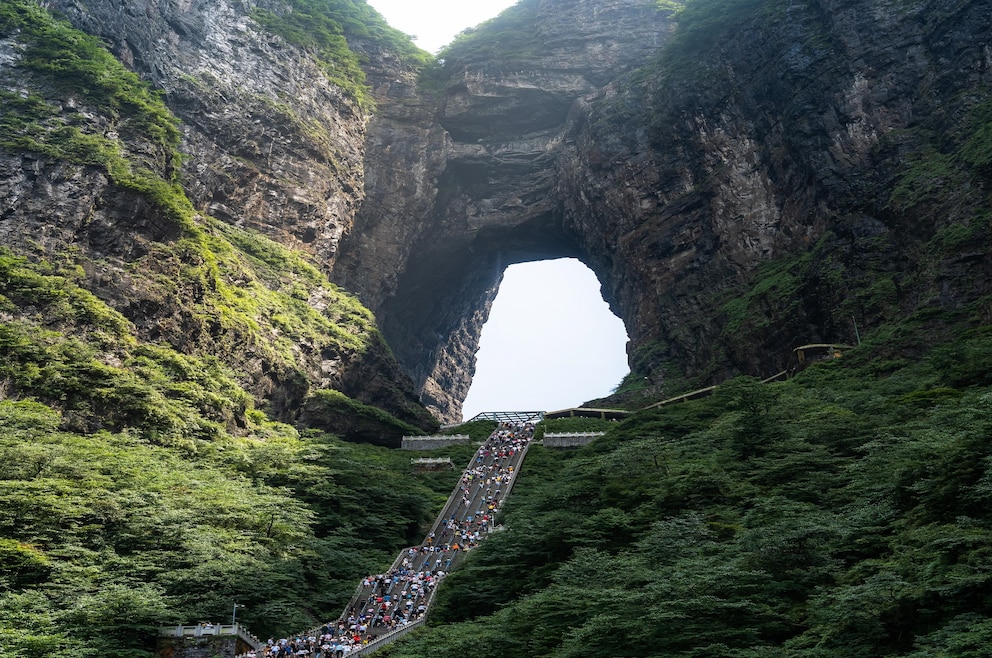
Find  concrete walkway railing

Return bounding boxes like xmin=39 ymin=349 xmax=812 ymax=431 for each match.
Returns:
xmin=160 ymin=623 xmax=262 ymax=650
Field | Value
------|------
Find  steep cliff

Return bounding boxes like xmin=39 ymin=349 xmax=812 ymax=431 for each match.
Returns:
xmin=2 ymin=0 xmax=990 ymax=427
xmin=336 ymin=0 xmax=992 ymax=420
xmin=0 ymin=0 xmax=435 ymax=433
xmin=334 ymin=0 xmax=677 ymax=420
xmin=568 ymin=0 xmax=992 ymax=385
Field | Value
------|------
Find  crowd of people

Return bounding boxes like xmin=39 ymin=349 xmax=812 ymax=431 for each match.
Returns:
xmin=244 ymin=421 xmax=535 ymax=658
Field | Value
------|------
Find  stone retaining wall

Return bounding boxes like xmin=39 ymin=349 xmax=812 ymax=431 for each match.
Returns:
xmin=401 ymin=435 xmax=472 ymax=450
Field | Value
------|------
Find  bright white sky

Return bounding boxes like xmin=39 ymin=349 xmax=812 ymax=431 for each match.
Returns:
xmin=364 ymin=1 xmax=631 ymax=419
xmin=366 ymin=0 xmax=519 ymax=53
xmin=461 ymin=260 xmax=630 ymax=420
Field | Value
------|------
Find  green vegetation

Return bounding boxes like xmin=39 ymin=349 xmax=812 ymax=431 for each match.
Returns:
xmin=159 ymin=218 xmax=380 ymax=361
xmin=720 ymin=253 xmax=811 ymax=336
xmin=251 ymin=0 xmax=432 ymax=111
xmin=889 ymin=96 xmax=992 ymax=212
xmin=0 ymin=243 xmax=440 ymax=648
xmin=0 ymin=397 xmax=463 ymax=655
xmin=0 ymin=5 xmax=447 ymax=650
xmin=0 ymin=246 xmax=454 ymax=650
xmin=439 ymin=1 xmax=540 ymax=63
xmin=0 ymin=220 xmax=393 ymax=443
xmin=656 ymin=0 xmax=688 ymax=13
xmin=0 ymin=248 xmax=449 ymax=651
xmin=0 ymin=0 xmax=189 ymax=226
xmin=958 ymin=96 xmax=992 ymax=169
xmin=608 ymin=340 xmax=697 ymax=406
xmin=0 ymin=0 xmax=179 ymax=154
xmin=380 ymin=320 xmax=992 ymax=657
xmin=888 ymin=146 xmax=971 ymax=212
xmin=303 ymin=389 xmax=422 ymax=443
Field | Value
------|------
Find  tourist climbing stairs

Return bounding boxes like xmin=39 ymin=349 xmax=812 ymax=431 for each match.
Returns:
xmin=260 ymin=421 xmax=534 ymax=657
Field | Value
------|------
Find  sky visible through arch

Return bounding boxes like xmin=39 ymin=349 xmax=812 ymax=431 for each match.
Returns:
xmin=461 ymin=259 xmax=630 ymax=420
xmin=364 ymin=1 xmax=631 ymax=418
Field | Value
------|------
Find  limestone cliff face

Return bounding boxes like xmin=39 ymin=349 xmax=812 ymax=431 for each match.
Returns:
xmin=558 ymin=0 xmax=992 ymax=382
xmin=334 ymin=0 xmax=675 ymax=420
xmin=336 ymin=0 xmax=992 ymax=421
xmin=0 ymin=0 xmax=432 ymax=428
xmin=3 ymin=0 xmax=990 ymax=427
xmin=50 ymin=0 xmax=366 ymax=267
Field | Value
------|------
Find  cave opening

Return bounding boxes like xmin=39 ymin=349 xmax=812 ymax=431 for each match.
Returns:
xmin=460 ymin=258 xmax=630 ymax=420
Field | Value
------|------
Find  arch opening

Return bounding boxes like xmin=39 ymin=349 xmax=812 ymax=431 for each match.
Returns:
xmin=460 ymin=258 xmax=629 ymax=420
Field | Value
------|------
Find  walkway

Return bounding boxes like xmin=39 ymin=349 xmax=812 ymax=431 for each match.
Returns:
xmin=251 ymin=421 xmax=535 ymax=657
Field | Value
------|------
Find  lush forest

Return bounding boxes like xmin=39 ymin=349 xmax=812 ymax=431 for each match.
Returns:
xmin=0 ymin=390 xmax=478 ymax=654
xmin=379 ymin=318 xmax=992 ymax=657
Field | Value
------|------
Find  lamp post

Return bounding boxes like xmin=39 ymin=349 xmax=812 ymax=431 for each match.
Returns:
xmin=232 ymin=603 xmax=245 ymax=627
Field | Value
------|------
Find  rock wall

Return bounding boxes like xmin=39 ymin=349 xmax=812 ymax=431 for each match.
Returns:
xmin=0 ymin=0 xmax=432 ymax=427
xmin=3 ymin=0 xmax=990 ymax=426
xmin=52 ymin=0 xmax=368 ymax=265
xmin=561 ymin=0 xmax=992 ymax=380
xmin=334 ymin=0 xmax=676 ymax=421
xmin=336 ymin=0 xmax=992 ymax=421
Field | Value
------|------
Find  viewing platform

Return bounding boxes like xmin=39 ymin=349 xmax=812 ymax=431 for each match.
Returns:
xmin=543 ymin=407 xmax=630 ymax=420
xmin=157 ymin=623 xmax=261 ymax=657
xmin=463 ymin=410 xmax=545 ymax=424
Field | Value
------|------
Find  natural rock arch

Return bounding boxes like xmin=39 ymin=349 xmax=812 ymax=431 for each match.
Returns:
xmin=334 ymin=138 xmax=602 ymax=423
xmin=332 ymin=0 xmax=673 ymax=422
xmin=377 ymin=217 xmax=592 ymax=423
xmin=333 ymin=0 xmax=992 ymax=424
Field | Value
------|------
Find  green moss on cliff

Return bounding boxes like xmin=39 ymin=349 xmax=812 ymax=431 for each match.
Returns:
xmin=889 ymin=95 xmax=992 ymax=212
xmin=0 ymin=0 xmax=179 ymax=154
xmin=0 ymin=1 xmax=422 ymax=435
xmin=0 ymin=0 xmax=190 ymax=226
xmin=251 ymin=0 xmax=431 ymax=111
xmin=1 ymin=249 xmax=255 ymax=444
xmin=301 ymin=389 xmax=421 ymax=445
xmin=151 ymin=220 xmax=377 ymax=361
xmin=959 ymin=96 xmax=992 ymax=169
xmin=721 ymin=253 xmax=811 ymax=335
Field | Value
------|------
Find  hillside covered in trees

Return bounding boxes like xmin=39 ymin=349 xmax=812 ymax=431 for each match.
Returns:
xmin=382 ymin=322 xmax=992 ymax=657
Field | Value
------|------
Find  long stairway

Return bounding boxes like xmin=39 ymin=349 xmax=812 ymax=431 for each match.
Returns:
xmin=260 ymin=421 xmax=534 ymax=657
